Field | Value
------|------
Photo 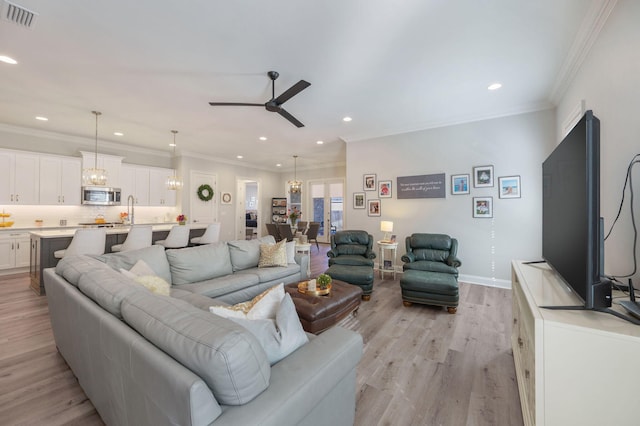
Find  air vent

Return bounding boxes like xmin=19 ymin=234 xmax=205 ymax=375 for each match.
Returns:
xmin=2 ymin=1 xmax=37 ymax=28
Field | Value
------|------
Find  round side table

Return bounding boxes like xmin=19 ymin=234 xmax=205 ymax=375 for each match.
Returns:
xmin=377 ymin=241 xmax=398 ymax=279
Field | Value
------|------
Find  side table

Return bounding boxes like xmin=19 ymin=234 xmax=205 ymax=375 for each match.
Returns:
xmin=295 ymin=242 xmax=311 ymax=277
xmin=377 ymin=241 xmax=398 ymax=279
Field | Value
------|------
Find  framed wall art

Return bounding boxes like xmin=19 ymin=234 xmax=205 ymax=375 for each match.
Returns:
xmin=353 ymin=192 xmax=365 ymax=209
xmin=221 ymin=192 xmax=232 ymax=205
xmin=367 ymin=199 xmax=381 ymax=216
xmin=378 ymin=180 xmax=392 ymax=198
xmin=498 ymin=175 xmax=521 ymax=199
xmin=473 ymin=165 xmax=494 ymax=188
xmin=473 ymin=197 xmax=493 ymax=218
xmin=364 ymin=173 xmax=377 ymax=191
xmin=451 ymin=174 xmax=470 ymax=195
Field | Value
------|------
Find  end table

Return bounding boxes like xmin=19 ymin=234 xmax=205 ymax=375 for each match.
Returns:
xmin=376 ymin=241 xmax=398 ymax=279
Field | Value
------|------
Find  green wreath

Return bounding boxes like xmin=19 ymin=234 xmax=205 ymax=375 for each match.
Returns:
xmin=197 ymin=184 xmax=214 ymax=202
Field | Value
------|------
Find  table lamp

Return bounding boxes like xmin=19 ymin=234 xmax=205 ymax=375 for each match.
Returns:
xmin=380 ymin=221 xmax=393 ymax=242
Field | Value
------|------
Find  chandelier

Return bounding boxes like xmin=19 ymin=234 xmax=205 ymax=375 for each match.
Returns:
xmin=288 ymin=155 xmax=302 ymax=194
xmin=166 ymin=130 xmax=183 ymax=190
xmin=82 ymin=111 xmax=108 ymax=186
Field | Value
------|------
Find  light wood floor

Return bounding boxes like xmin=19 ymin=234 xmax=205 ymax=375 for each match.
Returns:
xmin=0 ymin=244 xmax=522 ymax=426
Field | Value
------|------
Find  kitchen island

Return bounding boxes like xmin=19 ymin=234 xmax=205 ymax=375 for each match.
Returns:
xmin=29 ymin=224 xmax=206 ymax=295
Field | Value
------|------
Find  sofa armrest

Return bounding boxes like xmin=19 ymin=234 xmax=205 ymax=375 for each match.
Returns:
xmin=327 ymin=248 xmax=339 ymax=258
xmin=401 ymin=252 xmax=416 ymax=263
xmin=447 ymin=254 xmax=462 ymax=268
xmin=213 ymin=327 xmax=363 ymax=426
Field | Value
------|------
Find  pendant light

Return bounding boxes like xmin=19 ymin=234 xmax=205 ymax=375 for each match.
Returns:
xmin=166 ymin=130 xmax=183 ymax=190
xmin=288 ymin=155 xmax=302 ymax=194
xmin=82 ymin=111 xmax=108 ymax=186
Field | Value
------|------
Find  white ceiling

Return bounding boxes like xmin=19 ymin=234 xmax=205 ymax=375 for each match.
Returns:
xmin=0 ymin=0 xmax=610 ymax=170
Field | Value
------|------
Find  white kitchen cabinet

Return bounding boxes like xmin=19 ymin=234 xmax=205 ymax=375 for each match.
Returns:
xmin=0 ymin=232 xmax=31 ymax=269
xmin=0 ymin=151 xmax=40 ymax=205
xmin=121 ymin=165 xmax=150 ymax=206
xmin=39 ymin=155 xmax=81 ymax=205
xmin=149 ymin=167 xmax=176 ymax=206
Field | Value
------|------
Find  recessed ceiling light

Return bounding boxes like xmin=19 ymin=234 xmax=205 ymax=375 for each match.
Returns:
xmin=343 ymin=116 xmax=352 ymax=122
xmin=237 ymin=155 xmax=243 ymax=159
xmin=488 ymin=83 xmax=502 ymax=91
xmin=259 ymin=136 xmax=267 ymax=141
xmin=35 ymin=116 xmax=48 ymax=121
xmin=169 ymin=143 xmax=176 ymax=147
xmin=114 ymin=132 xmax=124 ymax=136
xmin=0 ymin=56 xmax=17 ymax=65
xmin=276 ymin=163 xmax=282 ymax=167
xmin=316 ymin=140 xmax=324 ymax=145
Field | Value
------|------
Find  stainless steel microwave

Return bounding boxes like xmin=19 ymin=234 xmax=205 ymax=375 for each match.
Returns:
xmin=82 ymin=186 xmax=122 ymax=205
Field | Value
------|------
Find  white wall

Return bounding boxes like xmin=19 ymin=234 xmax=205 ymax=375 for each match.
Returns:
xmin=346 ymin=109 xmax=554 ymax=285
xmin=556 ymin=0 xmax=640 ymax=283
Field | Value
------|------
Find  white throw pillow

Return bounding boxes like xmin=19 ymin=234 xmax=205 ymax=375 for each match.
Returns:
xmin=285 ymin=241 xmax=296 ymax=264
xmin=209 ymin=283 xmax=284 ymax=320
xmin=229 ymin=293 xmax=308 ymax=365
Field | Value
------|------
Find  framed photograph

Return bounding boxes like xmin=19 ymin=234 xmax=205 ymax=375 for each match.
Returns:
xmin=367 ymin=199 xmax=381 ymax=217
xmin=353 ymin=192 xmax=366 ymax=209
xmin=473 ymin=165 xmax=494 ymax=188
xmin=221 ymin=192 xmax=232 ymax=205
xmin=498 ymin=175 xmax=521 ymax=199
xmin=364 ymin=173 xmax=377 ymax=191
xmin=473 ymin=197 xmax=493 ymax=218
xmin=378 ymin=180 xmax=392 ymax=198
xmin=390 ymin=234 xmax=397 ymax=243
xmin=451 ymin=174 xmax=470 ymax=195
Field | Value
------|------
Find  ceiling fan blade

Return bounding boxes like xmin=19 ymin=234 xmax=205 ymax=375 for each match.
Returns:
xmin=208 ymin=102 xmax=263 ymax=107
xmin=278 ymin=108 xmax=305 ymax=128
xmin=273 ymin=80 xmax=311 ymax=105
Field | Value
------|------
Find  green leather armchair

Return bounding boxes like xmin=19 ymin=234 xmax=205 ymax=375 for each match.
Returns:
xmin=401 ymin=233 xmax=461 ymax=275
xmin=327 ymin=230 xmax=376 ymax=267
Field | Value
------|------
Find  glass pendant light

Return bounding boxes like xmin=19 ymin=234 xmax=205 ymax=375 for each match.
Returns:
xmin=288 ymin=155 xmax=302 ymax=194
xmin=82 ymin=111 xmax=108 ymax=186
xmin=166 ymin=130 xmax=183 ymax=190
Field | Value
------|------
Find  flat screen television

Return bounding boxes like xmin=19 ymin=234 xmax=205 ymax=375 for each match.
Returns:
xmin=542 ymin=110 xmax=611 ymax=309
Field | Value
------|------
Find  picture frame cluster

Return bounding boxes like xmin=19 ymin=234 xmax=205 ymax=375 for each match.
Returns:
xmin=357 ymin=173 xmax=391 ymax=216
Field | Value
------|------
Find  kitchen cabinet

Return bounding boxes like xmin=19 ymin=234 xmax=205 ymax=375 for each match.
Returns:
xmin=149 ymin=167 xmax=177 ymax=206
xmin=0 ymin=151 xmax=40 ymax=205
xmin=121 ymin=165 xmax=150 ymax=206
xmin=39 ymin=155 xmax=81 ymax=205
xmin=0 ymin=232 xmax=30 ymax=269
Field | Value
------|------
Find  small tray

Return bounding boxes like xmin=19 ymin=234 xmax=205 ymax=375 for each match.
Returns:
xmin=298 ymin=281 xmax=331 ymax=296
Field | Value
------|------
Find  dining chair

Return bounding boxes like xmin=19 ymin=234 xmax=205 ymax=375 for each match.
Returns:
xmin=54 ymin=228 xmax=106 ymax=259
xmin=306 ymin=222 xmax=320 ymax=250
xmin=277 ymin=223 xmax=295 ymax=242
xmin=265 ymin=223 xmax=281 ymax=242
xmin=297 ymin=221 xmax=308 ymax=234
xmin=111 ymin=225 xmax=153 ymax=252
xmin=155 ymin=225 xmax=190 ymax=248
xmin=190 ymin=223 xmax=221 ymax=245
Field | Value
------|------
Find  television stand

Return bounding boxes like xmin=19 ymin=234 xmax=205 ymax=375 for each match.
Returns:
xmin=511 ymin=260 xmax=640 ymax=426
xmin=539 ymin=304 xmax=640 ymax=325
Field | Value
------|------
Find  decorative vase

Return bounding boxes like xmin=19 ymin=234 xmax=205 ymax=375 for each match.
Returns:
xmin=179 ymin=221 xmax=186 ymax=225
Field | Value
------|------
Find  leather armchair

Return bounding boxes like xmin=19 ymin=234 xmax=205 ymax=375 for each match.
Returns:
xmin=327 ymin=230 xmax=376 ymax=267
xmin=401 ymin=233 xmax=461 ymax=275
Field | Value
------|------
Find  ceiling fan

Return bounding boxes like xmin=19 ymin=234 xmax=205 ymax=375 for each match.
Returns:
xmin=209 ymin=71 xmax=311 ymax=128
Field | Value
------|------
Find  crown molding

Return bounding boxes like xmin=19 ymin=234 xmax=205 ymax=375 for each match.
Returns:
xmin=549 ymin=0 xmax=618 ymax=104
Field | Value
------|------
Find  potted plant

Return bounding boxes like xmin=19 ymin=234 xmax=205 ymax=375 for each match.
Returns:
xmin=317 ymin=273 xmax=332 ymax=290
xmin=176 ymin=214 xmax=187 ymax=225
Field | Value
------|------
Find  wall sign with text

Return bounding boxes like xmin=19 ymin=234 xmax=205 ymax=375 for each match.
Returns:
xmin=397 ymin=173 xmax=446 ymax=199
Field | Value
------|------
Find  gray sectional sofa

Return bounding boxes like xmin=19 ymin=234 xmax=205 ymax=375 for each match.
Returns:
xmin=44 ymin=237 xmax=363 ymax=426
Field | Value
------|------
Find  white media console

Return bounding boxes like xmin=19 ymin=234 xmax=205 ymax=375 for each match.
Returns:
xmin=511 ymin=260 xmax=640 ymax=426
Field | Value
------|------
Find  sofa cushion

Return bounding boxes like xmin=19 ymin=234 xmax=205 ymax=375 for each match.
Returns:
xmin=236 ymin=264 xmax=301 ymax=283
xmin=209 ymin=284 xmax=284 ymax=320
xmin=121 ymin=291 xmax=271 ymax=406
xmin=258 ymin=239 xmax=287 ymax=268
xmin=174 ymin=273 xmax=260 ymax=298
xmin=170 ymin=288 xmax=228 ymax=311
xmin=95 ymin=245 xmax=172 ymax=284
xmin=55 ymin=255 xmax=108 ymax=287
xmin=77 ymin=265 xmax=145 ymax=319
xmin=228 ymin=236 xmax=276 ymax=271
xmin=229 ymin=293 xmax=309 ymax=365
xmin=166 ymin=243 xmax=232 ymax=285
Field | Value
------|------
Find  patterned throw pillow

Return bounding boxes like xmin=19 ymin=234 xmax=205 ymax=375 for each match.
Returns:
xmin=258 ymin=239 xmax=287 ymax=268
xmin=133 ymin=275 xmax=171 ymax=296
xmin=209 ymin=283 xmax=284 ymax=320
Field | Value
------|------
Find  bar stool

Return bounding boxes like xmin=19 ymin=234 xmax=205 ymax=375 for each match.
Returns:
xmin=54 ymin=228 xmax=106 ymax=259
xmin=190 ymin=223 xmax=221 ymax=245
xmin=155 ymin=225 xmax=190 ymax=249
xmin=111 ymin=225 xmax=153 ymax=252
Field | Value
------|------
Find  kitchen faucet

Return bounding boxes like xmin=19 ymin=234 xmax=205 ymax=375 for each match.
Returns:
xmin=127 ymin=195 xmax=135 ymax=224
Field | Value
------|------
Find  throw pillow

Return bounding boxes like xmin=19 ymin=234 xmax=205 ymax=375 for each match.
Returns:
xmin=258 ymin=239 xmax=287 ymax=268
xmin=286 ymin=241 xmax=296 ymax=264
xmin=129 ymin=259 xmax=157 ymax=276
xmin=210 ymin=283 xmax=284 ymax=320
xmin=133 ymin=275 xmax=171 ymax=296
xmin=229 ymin=293 xmax=309 ymax=365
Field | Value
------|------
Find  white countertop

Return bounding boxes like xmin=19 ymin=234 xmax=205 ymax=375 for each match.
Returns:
xmin=28 ymin=223 xmax=207 ymax=238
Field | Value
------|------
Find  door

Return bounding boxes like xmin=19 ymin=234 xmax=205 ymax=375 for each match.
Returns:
xmin=190 ymin=171 xmax=217 ymax=224
xmin=235 ymin=178 xmax=260 ymax=240
xmin=308 ymin=179 xmax=344 ymax=243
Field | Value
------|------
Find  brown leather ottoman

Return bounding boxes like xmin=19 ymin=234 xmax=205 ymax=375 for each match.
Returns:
xmin=284 ymin=280 xmax=363 ymax=334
